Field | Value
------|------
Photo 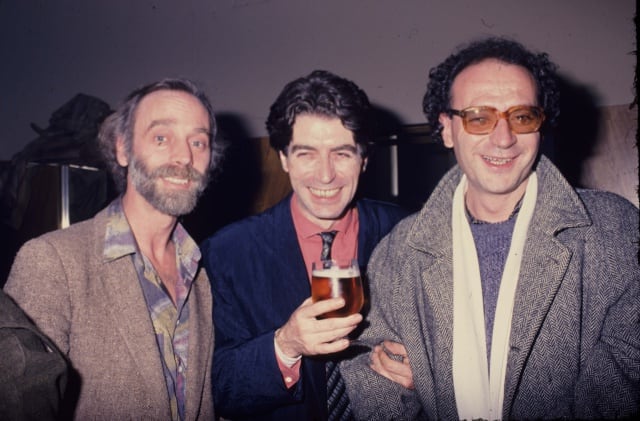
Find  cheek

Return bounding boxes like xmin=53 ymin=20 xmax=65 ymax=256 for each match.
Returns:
xmin=194 ymin=151 xmax=211 ymax=170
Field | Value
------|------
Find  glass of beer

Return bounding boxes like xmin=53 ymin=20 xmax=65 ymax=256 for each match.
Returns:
xmin=311 ymin=259 xmax=364 ymax=319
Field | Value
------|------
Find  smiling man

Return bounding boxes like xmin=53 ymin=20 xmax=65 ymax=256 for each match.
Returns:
xmin=340 ymin=37 xmax=640 ymax=420
xmin=4 ymin=78 xmax=224 ymax=420
xmin=201 ymin=70 xmax=409 ymax=420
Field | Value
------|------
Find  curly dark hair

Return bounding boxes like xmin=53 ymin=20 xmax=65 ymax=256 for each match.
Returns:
xmin=266 ymin=70 xmax=373 ymax=157
xmin=98 ymin=78 xmax=224 ymax=192
xmin=423 ymin=37 xmax=560 ymax=143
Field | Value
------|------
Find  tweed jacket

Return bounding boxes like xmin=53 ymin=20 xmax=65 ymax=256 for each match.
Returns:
xmin=201 ymin=194 xmax=408 ymax=420
xmin=340 ymin=156 xmax=640 ymax=420
xmin=4 ymin=203 xmax=214 ymax=420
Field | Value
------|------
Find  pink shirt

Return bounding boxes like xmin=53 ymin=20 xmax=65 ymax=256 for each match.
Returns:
xmin=275 ymin=194 xmax=360 ymax=388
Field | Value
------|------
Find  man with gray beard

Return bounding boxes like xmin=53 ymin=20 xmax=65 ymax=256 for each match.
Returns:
xmin=4 ymin=78 xmax=224 ymax=420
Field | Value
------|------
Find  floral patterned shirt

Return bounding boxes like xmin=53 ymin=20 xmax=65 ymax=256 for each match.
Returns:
xmin=103 ymin=198 xmax=201 ymax=421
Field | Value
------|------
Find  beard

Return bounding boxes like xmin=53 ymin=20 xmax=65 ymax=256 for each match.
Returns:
xmin=128 ymin=156 xmax=209 ymax=216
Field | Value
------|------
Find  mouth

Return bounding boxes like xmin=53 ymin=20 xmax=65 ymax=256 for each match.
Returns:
xmin=309 ymin=187 xmax=340 ymax=198
xmin=163 ymin=176 xmax=190 ymax=186
xmin=482 ymin=155 xmax=514 ymax=166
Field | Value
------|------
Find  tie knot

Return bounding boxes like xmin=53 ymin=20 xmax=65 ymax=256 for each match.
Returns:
xmin=319 ymin=231 xmax=338 ymax=261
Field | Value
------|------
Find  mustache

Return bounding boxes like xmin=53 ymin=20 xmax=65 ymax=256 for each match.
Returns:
xmin=149 ymin=164 xmax=207 ymax=183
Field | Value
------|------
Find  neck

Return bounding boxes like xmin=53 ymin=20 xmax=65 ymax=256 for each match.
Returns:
xmin=465 ymin=185 xmax=528 ymax=223
xmin=121 ymin=191 xmax=178 ymax=256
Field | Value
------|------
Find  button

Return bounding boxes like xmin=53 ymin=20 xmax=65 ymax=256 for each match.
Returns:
xmin=284 ymin=376 xmax=293 ymax=384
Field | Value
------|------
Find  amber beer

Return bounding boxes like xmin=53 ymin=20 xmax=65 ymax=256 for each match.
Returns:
xmin=311 ymin=259 xmax=364 ymax=319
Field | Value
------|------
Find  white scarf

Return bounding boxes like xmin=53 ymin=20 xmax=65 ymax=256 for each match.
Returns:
xmin=451 ymin=173 xmax=537 ymax=421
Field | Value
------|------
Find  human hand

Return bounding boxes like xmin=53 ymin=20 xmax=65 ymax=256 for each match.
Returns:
xmin=370 ymin=340 xmax=414 ymax=389
xmin=275 ymin=297 xmax=363 ymax=358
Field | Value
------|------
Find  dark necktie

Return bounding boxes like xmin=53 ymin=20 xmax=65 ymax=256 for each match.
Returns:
xmin=318 ymin=231 xmax=353 ymax=421
xmin=319 ymin=230 xmax=338 ymax=261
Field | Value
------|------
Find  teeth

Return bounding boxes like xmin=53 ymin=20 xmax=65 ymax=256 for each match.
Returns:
xmin=484 ymin=156 xmax=512 ymax=165
xmin=309 ymin=187 xmax=339 ymax=198
xmin=164 ymin=177 xmax=189 ymax=185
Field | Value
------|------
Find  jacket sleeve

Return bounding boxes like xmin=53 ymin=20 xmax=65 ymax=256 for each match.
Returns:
xmin=4 ymin=237 xmax=73 ymax=356
xmin=201 ymin=240 xmax=304 ymax=418
xmin=573 ymin=196 xmax=640 ymax=418
xmin=340 ymin=225 xmax=425 ymax=420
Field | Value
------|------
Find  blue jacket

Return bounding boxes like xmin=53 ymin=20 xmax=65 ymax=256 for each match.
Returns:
xmin=201 ymin=195 xmax=408 ymax=420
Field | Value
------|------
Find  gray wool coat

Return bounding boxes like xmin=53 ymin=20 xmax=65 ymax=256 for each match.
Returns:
xmin=340 ymin=155 xmax=640 ymax=420
xmin=4 ymin=204 xmax=214 ymax=420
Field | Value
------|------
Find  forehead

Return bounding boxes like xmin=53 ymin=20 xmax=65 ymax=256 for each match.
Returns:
xmin=450 ymin=59 xmax=537 ymax=107
xmin=290 ymin=114 xmax=355 ymax=145
xmin=134 ymin=89 xmax=209 ymax=130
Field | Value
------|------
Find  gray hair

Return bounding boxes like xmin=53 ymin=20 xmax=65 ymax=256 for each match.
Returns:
xmin=98 ymin=78 xmax=224 ymax=192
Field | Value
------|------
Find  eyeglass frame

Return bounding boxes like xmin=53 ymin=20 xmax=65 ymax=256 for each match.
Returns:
xmin=447 ymin=105 xmax=546 ymax=135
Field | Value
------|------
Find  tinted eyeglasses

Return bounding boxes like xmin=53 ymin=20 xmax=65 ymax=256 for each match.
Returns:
xmin=448 ymin=105 xmax=545 ymax=135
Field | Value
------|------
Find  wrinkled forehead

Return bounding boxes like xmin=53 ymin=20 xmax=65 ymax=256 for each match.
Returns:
xmin=134 ymin=90 xmax=210 ymax=132
xmin=450 ymin=59 xmax=538 ymax=108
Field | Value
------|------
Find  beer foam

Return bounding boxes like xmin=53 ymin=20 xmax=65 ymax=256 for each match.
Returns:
xmin=312 ymin=265 xmax=359 ymax=277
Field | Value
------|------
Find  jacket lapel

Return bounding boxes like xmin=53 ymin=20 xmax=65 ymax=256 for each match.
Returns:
xmin=502 ymin=157 xmax=591 ymax=416
xmin=407 ymin=167 xmax=460 ymax=418
xmin=185 ymin=270 xmax=213 ymax=419
xmin=91 ymin=209 xmax=172 ymax=415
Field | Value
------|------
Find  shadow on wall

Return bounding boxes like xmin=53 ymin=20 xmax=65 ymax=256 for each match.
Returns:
xmin=359 ymin=104 xmax=456 ymax=213
xmin=542 ymin=74 xmax=602 ymax=187
xmin=181 ymin=112 xmax=265 ymax=244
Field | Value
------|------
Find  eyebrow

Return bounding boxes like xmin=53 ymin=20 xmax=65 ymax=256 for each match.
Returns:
xmin=289 ymin=144 xmax=358 ymax=153
xmin=146 ymin=118 xmax=210 ymax=136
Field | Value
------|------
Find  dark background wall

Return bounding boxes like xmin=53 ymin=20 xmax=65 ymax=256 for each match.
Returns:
xmin=0 ymin=1 xmax=637 ymax=285
xmin=0 ymin=0 xmax=636 ymax=160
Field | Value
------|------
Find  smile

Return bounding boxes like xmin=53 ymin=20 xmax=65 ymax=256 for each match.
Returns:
xmin=309 ymin=187 xmax=340 ymax=198
xmin=483 ymin=155 xmax=513 ymax=165
xmin=163 ymin=176 xmax=189 ymax=185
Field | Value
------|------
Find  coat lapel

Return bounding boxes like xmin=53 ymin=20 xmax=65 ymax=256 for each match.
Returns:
xmin=185 ymin=270 xmax=213 ymax=419
xmin=502 ymin=157 xmax=591 ymax=416
xmin=407 ymin=167 xmax=460 ymax=419
xmin=91 ymin=210 xmax=172 ymax=416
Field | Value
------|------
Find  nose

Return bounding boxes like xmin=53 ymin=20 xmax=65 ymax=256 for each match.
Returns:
xmin=171 ymin=138 xmax=193 ymax=166
xmin=489 ymin=118 xmax=517 ymax=149
xmin=316 ymin=155 xmax=336 ymax=183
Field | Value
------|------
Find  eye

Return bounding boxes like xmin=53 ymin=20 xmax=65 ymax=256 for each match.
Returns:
xmin=513 ymin=112 xmax=534 ymax=124
xmin=293 ymin=150 xmax=312 ymax=159
xmin=155 ymin=135 xmax=168 ymax=143
xmin=467 ymin=116 xmax=490 ymax=126
xmin=336 ymin=151 xmax=355 ymax=159
xmin=191 ymin=138 xmax=208 ymax=149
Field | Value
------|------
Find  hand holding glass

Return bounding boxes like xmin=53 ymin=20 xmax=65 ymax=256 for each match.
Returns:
xmin=311 ymin=259 xmax=364 ymax=319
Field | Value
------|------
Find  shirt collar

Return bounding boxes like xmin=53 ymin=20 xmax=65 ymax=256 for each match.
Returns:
xmin=290 ymin=193 xmax=356 ymax=238
xmin=102 ymin=197 xmax=201 ymax=277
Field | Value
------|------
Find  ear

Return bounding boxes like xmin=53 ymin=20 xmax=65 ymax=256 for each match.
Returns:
xmin=278 ymin=150 xmax=289 ymax=173
xmin=115 ymin=136 xmax=129 ymax=167
xmin=439 ymin=113 xmax=454 ymax=149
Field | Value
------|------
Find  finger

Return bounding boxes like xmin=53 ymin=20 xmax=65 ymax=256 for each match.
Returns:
xmin=317 ymin=312 xmax=363 ymax=330
xmin=313 ymin=336 xmax=351 ymax=354
xmin=307 ymin=324 xmax=360 ymax=348
xmin=379 ymin=352 xmax=412 ymax=378
xmin=382 ymin=340 xmax=408 ymax=356
xmin=371 ymin=345 xmax=415 ymax=389
xmin=369 ymin=345 xmax=391 ymax=376
xmin=307 ymin=297 xmax=347 ymax=318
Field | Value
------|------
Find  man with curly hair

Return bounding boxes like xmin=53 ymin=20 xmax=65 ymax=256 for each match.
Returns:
xmin=340 ymin=37 xmax=640 ymax=420
xmin=5 ymin=78 xmax=224 ymax=419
